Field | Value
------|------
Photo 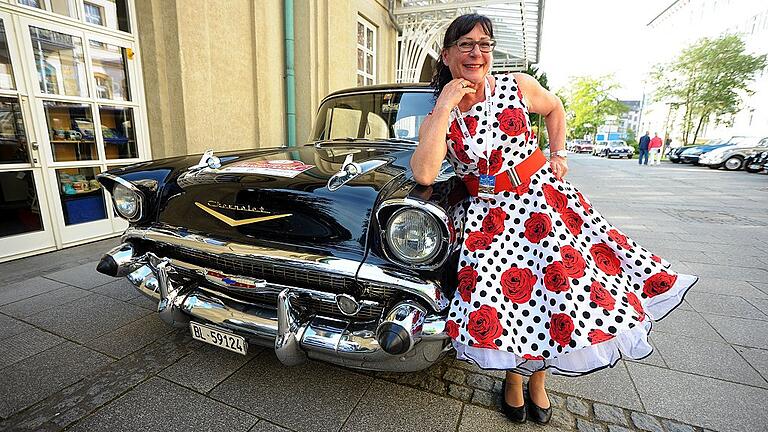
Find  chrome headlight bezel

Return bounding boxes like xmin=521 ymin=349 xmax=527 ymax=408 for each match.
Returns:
xmin=102 ymin=174 xmax=144 ymax=222
xmin=377 ymin=199 xmax=453 ymax=270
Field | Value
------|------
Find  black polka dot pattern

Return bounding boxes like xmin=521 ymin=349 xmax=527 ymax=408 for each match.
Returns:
xmin=442 ymin=73 xmax=694 ymax=372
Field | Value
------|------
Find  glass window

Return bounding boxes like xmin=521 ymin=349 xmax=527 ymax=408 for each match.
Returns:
xmin=0 ymin=170 xmax=43 ymax=237
xmin=29 ymin=27 xmax=87 ymax=97
xmin=43 ymin=101 xmax=96 ymax=162
xmin=19 ymin=0 xmax=78 ymax=19
xmin=89 ymin=40 xmax=130 ymax=101
xmin=84 ymin=2 xmax=104 ymax=25
xmin=84 ymin=0 xmax=130 ymax=32
xmin=56 ymin=166 xmax=106 ymax=225
xmin=356 ymin=17 xmax=376 ymax=87
xmin=100 ymin=105 xmax=136 ymax=159
xmin=0 ymin=22 xmax=16 ymax=90
xmin=0 ymin=97 xmax=29 ymax=164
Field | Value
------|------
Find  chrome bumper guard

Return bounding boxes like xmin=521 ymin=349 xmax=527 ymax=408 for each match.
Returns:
xmin=105 ymin=243 xmax=450 ymax=372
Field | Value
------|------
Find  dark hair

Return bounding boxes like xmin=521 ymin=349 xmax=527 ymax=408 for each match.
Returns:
xmin=430 ymin=14 xmax=494 ymax=98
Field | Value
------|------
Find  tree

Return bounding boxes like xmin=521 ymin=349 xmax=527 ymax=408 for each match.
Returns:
xmin=525 ymin=65 xmax=549 ymax=148
xmin=561 ymin=75 xmax=628 ymax=140
xmin=650 ymin=34 xmax=767 ymax=145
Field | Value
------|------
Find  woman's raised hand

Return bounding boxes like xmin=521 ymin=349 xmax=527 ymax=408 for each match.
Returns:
xmin=435 ymin=78 xmax=476 ymax=112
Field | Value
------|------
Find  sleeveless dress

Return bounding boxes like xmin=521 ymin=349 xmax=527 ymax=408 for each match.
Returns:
xmin=443 ymin=73 xmax=698 ymax=376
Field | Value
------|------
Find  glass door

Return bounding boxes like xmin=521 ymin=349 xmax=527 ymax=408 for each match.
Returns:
xmin=0 ymin=12 xmax=56 ymax=261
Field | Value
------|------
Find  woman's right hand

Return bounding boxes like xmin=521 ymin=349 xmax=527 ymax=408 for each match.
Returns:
xmin=435 ymin=78 xmax=477 ymax=112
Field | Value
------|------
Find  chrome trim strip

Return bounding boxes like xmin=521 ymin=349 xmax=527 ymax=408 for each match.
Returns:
xmin=97 ymin=172 xmax=145 ymax=222
xmin=122 ymin=227 xmax=445 ymax=310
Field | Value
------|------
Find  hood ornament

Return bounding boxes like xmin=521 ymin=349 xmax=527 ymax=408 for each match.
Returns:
xmin=195 ymin=202 xmax=291 ymax=226
xmin=327 ymin=154 xmax=387 ymax=191
xmin=188 ymin=149 xmax=221 ymax=171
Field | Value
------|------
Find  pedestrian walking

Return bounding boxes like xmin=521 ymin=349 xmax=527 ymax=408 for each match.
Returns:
xmin=638 ymin=131 xmax=650 ymax=165
xmin=412 ymin=13 xmax=697 ymax=426
xmin=649 ymin=133 xmax=663 ymax=165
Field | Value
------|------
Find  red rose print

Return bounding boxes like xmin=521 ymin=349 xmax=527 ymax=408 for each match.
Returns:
xmin=482 ymin=207 xmax=507 ymax=236
xmin=544 ymin=261 xmax=570 ymax=293
xmin=496 ymin=107 xmax=528 ymax=137
xmin=560 ymin=245 xmax=586 ymax=278
xmin=512 ymin=178 xmax=531 ymax=196
xmin=577 ymin=191 xmax=592 ymax=213
xmin=451 ymin=140 xmax=473 ymax=165
xmin=588 ymin=329 xmax=615 ymax=345
xmin=561 ymin=208 xmax=584 ymax=236
xmin=589 ymin=281 xmax=616 ymax=310
xmin=627 ymin=292 xmax=646 ymax=321
xmin=651 ymin=255 xmax=662 ymax=263
xmin=542 ymin=184 xmax=568 ymax=213
xmin=477 ymin=158 xmax=488 ymax=174
xmin=523 ymin=212 xmax=552 ymax=243
xmin=465 ymin=231 xmax=493 ymax=252
xmin=445 ymin=320 xmax=459 ymax=339
xmin=549 ymin=313 xmax=574 ymax=347
xmin=643 ymin=271 xmax=678 ymax=298
xmin=488 ymin=149 xmax=503 ymax=175
xmin=468 ymin=305 xmax=503 ymax=349
xmin=523 ymin=354 xmax=545 ymax=360
xmin=463 ymin=115 xmax=478 ymax=136
xmin=457 ymin=265 xmax=478 ymax=303
xmin=501 ymin=266 xmax=538 ymax=304
xmin=589 ymin=242 xmax=623 ymax=276
xmin=607 ymin=229 xmax=631 ymax=249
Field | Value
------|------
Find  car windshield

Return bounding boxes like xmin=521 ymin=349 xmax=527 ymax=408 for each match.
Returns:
xmin=311 ymin=90 xmax=435 ymax=142
xmin=609 ymin=142 xmax=625 ymax=148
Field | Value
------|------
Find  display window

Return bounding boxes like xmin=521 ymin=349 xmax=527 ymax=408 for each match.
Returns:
xmin=43 ymin=100 xmax=96 ymax=162
xmin=29 ymin=26 xmax=88 ymax=97
xmin=55 ymin=165 xmax=106 ymax=225
xmin=89 ymin=40 xmax=130 ymax=101
xmin=0 ymin=170 xmax=43 ymax=237
xmin=100 ymin=105 xmax=135 ymax=159
xmin=0 ymin=97 xmax=29 ymax=165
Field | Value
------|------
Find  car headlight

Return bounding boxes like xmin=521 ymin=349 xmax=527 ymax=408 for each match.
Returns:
xmin=385 ymin=207 xmax=443 ymax=264
xmin=113 ymin=183 xmax=141 ymax=220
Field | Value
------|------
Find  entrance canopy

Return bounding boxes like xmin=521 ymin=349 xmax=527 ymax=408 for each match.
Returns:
xmin=392 ymin=0 xmax=545 ymax=82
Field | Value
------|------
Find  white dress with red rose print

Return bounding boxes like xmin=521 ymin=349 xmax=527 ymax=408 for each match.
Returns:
xmin=443 ymin=73 xmax=697 ymax=376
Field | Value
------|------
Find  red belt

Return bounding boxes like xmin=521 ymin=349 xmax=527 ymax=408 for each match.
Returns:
xmin=463 ymin=148 xmax=547 ymax=196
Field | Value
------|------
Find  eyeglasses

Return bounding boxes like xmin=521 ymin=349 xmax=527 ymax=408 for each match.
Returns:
xmin=451 ymin=39 xmax=496 ymax=53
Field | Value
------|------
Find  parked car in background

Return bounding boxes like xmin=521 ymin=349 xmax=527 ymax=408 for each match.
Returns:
xmin=94 ymin=83 xmax=463 ymax=372
xmin=601 ymin=140 xmax=634 ymax=159
xmin=679 ymin=139 xmax=732 ymax=164
xmin=745 ymin=149 xmax=768 ymax=173
xmin=592 ymin=140 xmax=608 ymax=156
xmin=571 ymin=139 xmax=593 ymax=153
xmin=667 ymin=146 xmax=694 ymax=163
xmin=699 ymin=137 xmax=768 ymax=170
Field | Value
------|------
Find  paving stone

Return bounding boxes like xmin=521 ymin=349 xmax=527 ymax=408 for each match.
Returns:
xmin=630 ymin=412 xmax=663 ymax=432
xmin=566 ymin=396 xmax=590 ymax=416
xmin=0 ymin=341 xmax=112 ymax=418
xmin=69 ymin=377 xmax=257 ymax=432
xmin=210 ymin=352 xmax=372 ymax=432
xmin=86 ymin=314 xmax=174 ymax=358
xmin=128 ymin=295 xmax=158 ymax=310
xmin=0 ymin=276 xmax=66 ymax=306
xmin=447 ymin=384 xmax=473 ymax=401
xmin=250 ymin=421 xmax=293 ymax=432
xmin=550 ymin=408 xmax=576 ymax=429
xmin=89 ymin=278 xmax=142 ymax=301
xmin=626 ymin=336 xmax=666 ymax=368
xmin=576 ymin=418 xmax=607 ymax=432
xmin=745 ymin=297 xmax=768 ymax=316
xmin=470 ymin=389 xmax=498 ymax=407
xmin=651 ymin=332 xmax=767 ymax=387
xmin=702 ymin=313 xmax=768 ymax=349
xmin=627 ymin=362 xmax=768 ymax=432
xmin=547 ymin=362 xmax=643 ymax=410
xmin=340 ymin=380 xmax=461 ymax=432
xmin=750 ymin=281 xmax=768 ymax=296
xmin=735 ymin=346 xmax=768 ymax=383
xmin=444 ymin=367 xmax=466 ymax=384
xmin=652 ymin=309 xmax=725 ymax=342
xmin=684 ymin=291 xmax=767 ymax=320
xmin=24 ymin=294 xmax=149 ymax=343
xmin=661 ymin=419 xmax=696 ymax=432
xmin=550 ymin=392 xmax=566 ymax=408
xmin=466 ymin=372 xmax=495 ymax=391
xmin=692 ymin=278 xmax=768 ymax=299
xmin=607 ymin=426 xmax=634 ymax=432
xmin=0 ymin=313 xmax=33 ymax=341
xmin=680 ymin=261 xmax=768 ymax=283
xmin=0 ymin=331 xmax=198 ymax=431
xmin=458 ymin=404 xmax=569 ymax=432
xmin=0 ymin=328 xmax=63 ymax=370
xmin=43 ymin=261 xmax=116 ymax=289
xmin=0 ymin=285 xmax=91 ymax=318
xmin=593 ymin=403 xmax=628 ymax=426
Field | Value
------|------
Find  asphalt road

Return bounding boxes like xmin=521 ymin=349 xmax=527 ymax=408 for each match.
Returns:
xmin=1 ymin=153 xmax=767 ymax=432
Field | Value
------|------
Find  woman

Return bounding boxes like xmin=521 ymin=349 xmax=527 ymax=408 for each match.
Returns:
xmin=413 ymin=14 xmax=697 ymax=425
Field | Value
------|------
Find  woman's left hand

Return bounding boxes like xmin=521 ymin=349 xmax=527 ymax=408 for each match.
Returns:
xmin=550 ymin=155 xmax=568 ymax=180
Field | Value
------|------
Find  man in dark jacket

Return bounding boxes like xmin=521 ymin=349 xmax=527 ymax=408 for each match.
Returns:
xmin=638 ymin=131 xmax=651 ymax=165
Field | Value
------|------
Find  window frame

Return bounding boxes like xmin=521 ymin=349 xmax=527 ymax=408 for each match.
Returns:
xmin=356 ymin=16 xmax=376 ymax=87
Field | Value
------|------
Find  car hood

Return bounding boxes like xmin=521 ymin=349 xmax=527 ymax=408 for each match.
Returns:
xmin=152 ymin=143 xmax=415 ymax=254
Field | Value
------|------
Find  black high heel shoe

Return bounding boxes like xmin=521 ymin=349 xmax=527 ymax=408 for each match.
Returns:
xmin=526 ymin=381 xmax=553 ymax=425
xmin=501 ymin=378 xmax=527 ymax=423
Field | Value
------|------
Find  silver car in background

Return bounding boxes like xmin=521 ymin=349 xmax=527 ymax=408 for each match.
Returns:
xmin=699 ymin=136 xmax=768 ymax=170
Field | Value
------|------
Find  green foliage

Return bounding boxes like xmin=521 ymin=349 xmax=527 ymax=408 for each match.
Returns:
xmin=625 ymin=128 xmax=638 ymax=156
xmin=650 ymin=34 xmax=767 ymax=145
xmin=561 ymin=75 xmax=629 ymax=140
xmin=524 ymin=65 xmax=551 ymax=149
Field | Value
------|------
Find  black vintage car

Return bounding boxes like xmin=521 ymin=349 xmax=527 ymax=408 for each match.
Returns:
xmin=95 ymin=84 xmax=467 ymax=371
xmin=745 ymin=150 xmax=768 ymax=173
xmin=667 ymin=146 xmax=693 ymax=163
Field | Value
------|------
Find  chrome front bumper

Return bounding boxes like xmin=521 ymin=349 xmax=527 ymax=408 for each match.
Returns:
xmin=103 ymin=242 xmax=451 ymax=372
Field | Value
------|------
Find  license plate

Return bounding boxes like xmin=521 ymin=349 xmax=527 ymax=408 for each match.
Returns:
xmin=190 ymin=322 xmax=248 ymax=355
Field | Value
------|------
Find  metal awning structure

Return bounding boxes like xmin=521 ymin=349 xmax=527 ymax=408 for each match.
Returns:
xmin=392 ymin=0 xmax=545 ymax=82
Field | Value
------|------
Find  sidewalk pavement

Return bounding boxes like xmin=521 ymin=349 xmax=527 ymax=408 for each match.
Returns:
xmin=1 ymin=155 xmax=767 ymax=432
